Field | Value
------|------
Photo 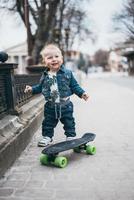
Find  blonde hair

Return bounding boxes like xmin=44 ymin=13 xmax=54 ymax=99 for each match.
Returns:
xmin=40 ymin=44 xmax=62 ymax=58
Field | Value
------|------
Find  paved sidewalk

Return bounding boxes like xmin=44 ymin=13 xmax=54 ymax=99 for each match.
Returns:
xmin=0 ymin=76 xmax=134 ymax=200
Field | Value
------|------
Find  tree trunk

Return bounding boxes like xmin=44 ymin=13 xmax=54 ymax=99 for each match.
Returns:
xmin=32 ymin=0 xmax=60 ymax=64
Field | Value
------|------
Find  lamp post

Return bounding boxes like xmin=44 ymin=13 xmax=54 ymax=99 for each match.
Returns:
xmin=64 ymin=28 xmax=70 ymax=52
xmin=24 ymin=0 xmax=33 ymax=65
xmin=53 ymin=27 xmax=70 ymax=54
xmin=53 ymin=28 xmax=61 ymax=44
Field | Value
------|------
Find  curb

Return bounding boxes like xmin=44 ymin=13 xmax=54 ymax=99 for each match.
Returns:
xmin=0 ymin=96 xmax=44 ymax=178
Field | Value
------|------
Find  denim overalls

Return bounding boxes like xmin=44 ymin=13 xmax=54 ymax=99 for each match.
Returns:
xmin=32 ymin=65 xmax=85 ymax=138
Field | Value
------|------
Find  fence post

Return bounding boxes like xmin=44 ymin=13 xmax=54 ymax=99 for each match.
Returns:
xmin=0 ymin=63 xmax=22 ymax=115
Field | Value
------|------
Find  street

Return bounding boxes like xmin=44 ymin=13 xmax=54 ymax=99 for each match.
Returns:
xmin=0 ymin=74 xmax=134 ymax=200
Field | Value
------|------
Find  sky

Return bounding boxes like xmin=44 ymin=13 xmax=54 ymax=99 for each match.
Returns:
xmin=73 ymin=0 xmax=125 ymax=54
xmin=0 ymin=0 xmax=125 ymax=55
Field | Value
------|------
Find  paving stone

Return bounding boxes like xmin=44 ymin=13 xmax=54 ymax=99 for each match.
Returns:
xmin=0 ymin=188 xmax=14 ymax=196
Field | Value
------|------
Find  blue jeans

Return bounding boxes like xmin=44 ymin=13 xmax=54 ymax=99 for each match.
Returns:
xmin=42 ymin=101 xmax=76 ymax=138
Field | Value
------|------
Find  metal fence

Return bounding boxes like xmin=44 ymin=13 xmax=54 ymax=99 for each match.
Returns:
xmin=0 ymin=63 xmax=41 ymax=119
xmin=0 ymin=72 xmax=8 ymax=116
xmin=15 ymin=74 xmax=41 ymax=107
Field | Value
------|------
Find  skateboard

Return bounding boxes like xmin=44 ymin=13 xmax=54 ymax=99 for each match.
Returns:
xmin=40 ymin=133 xmax=96 ymax=168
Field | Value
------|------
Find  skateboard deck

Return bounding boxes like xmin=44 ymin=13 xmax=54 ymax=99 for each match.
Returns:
xmin=40 ymin=133 xmax=96 ymax=168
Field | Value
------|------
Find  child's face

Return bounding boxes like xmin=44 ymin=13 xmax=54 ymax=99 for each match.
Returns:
xmin=42 ymin=47 xmax=63 ymax=72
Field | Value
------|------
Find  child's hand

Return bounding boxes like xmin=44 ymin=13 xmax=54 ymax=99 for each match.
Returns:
xmin=24 ymin=85 xmax=32 ymax=93
xmin=81 ymin=93 xmax=89 ymax=101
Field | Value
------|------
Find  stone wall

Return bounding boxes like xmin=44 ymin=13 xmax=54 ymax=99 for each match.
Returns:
xmin=0 ymin=95 xmax=44 ymax=178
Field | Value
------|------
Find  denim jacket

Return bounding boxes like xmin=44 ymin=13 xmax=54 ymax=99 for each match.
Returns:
xmin=32 ymin=65 xmax=85 ymax=101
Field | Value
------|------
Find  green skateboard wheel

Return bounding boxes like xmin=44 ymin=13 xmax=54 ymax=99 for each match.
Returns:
xmin=54 ymin=156 xmax=68 ymax=168
xmin=73 ymin=147 xmax=81 ymax=153
xmin=40 ymin=153 xmax=49 ymax=165
xmin=86 ymin=145 xmax=96 ymax=155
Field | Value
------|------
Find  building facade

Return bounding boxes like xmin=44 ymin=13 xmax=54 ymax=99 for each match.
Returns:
xmin=5 ymin=42 xmax=28 ymax=74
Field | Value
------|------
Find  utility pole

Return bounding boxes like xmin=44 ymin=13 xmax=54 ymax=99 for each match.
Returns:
xmin=24 ymin=0 xmax=33 ymax=65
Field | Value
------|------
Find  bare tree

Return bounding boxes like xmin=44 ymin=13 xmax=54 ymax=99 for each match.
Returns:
xmin=0 ymin=0 xmax=61 ymax=64
xmin=55 ymin=0 xmax=92 ymax=50
xmin=94 ymin=49 xmax=109 ymax=69
xmin=0 ymin=0 xmax=92 ymax=64
xmin=113 ymin=0 xmax=134 ymax=42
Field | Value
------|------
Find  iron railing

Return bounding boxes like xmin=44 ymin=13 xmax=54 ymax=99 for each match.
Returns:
xmin=15 ymin=74 xmax=41 ymax=107
xmin=0 ymin=63 xmax=41 ymax=119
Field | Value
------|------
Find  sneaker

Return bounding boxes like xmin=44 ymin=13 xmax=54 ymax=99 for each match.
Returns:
xmin=66 ymin=136 xmax=77 ymax=141
xmin=38 ymin=136 xmax=53 ymax=147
